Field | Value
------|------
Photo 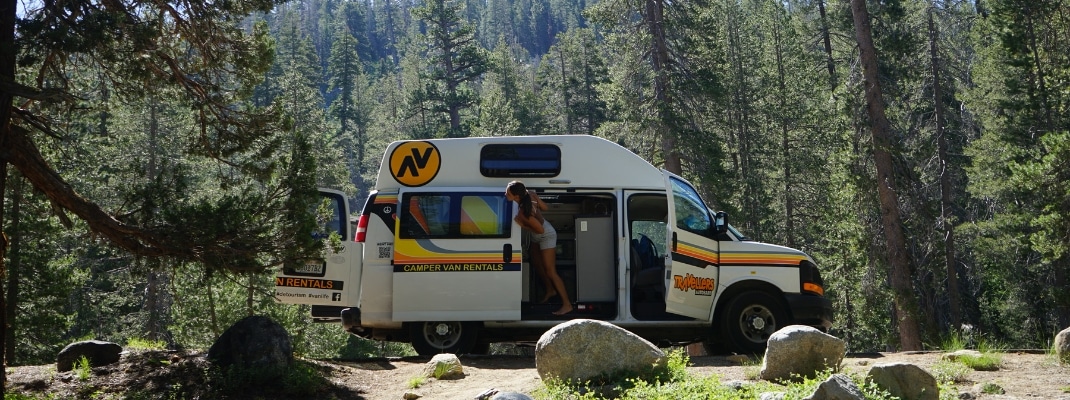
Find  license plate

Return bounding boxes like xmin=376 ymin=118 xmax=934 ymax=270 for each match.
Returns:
xmin=293 ymin=260 xmax=325 ymax=274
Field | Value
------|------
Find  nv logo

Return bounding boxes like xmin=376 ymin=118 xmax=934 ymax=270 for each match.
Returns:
xmin=332 ymin=293 xmax=342 ymax=302
xmin=389 ymin=141 xmax=441 ymax=187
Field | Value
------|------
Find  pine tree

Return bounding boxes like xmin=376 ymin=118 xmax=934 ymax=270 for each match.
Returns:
xmin=410 ymin=0 xmax=490 ymax=137
xmin=848 ymin=0 xmax=921 ymax=351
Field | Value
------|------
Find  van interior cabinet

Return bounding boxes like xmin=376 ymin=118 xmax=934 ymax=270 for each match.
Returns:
xmin=575 ymin=216 xmax=615 ymax=301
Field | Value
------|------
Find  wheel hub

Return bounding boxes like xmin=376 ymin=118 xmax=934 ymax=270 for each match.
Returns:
xmin=434 ymin=323 xmax=451 ymax=336
xmin=748 ymin=315 xmax=767 ymax=331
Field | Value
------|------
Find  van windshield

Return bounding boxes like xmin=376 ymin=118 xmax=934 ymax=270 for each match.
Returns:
xmin=728 ymin=224 xmax=750 ymax=241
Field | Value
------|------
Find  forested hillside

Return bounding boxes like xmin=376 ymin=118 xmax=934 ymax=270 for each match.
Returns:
xmin=2 ymin=0 xmax=1069 ymax=375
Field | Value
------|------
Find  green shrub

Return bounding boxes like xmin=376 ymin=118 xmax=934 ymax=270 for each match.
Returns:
xmin=930 ymin=360 xmax=972 ymax=383
xmin=75 ymin=356 xmax=93 ymax=382
xmin=126 ymin=338 xmax=167 ymax=350
xmin=958 ymin=352 xmax=1002 ymax=371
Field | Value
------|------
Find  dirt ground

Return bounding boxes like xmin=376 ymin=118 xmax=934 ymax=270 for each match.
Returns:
xmin=332 ymin=351 xmax=1070 ymax=399
xmin=6 ymin=350 xmax=1070 ymax=399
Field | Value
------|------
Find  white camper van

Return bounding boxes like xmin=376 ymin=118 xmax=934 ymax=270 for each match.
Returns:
xmin=275 ymin=135 xmax=833 ymax=355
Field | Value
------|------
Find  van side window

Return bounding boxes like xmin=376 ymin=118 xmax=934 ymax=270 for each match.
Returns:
xmin=480 ymin=144 xmax=561 ymax=177
xmin=669 ymin=178 xmax=711 ymax=235
xmin=400 ymin=193 xmax=511 ymax=238
xmin=314 ymin=191 xmax=347 ymax=240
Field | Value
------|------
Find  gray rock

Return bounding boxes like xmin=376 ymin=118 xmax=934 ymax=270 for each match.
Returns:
xmin=207 ymin=315 xmax=293 ymax=370
xmin=1056 ymin=326 xmax=1070 ymax=366
xmin=759 ymin=325 xmax=845 ymax=382
xmin=867 ymin=362 xmax=938 ymax=400
xmin=423 ymin=353 xmax=464 ymax=380
xmin=803 ymin=374 xmax=864 ymax=400
xmin=759 ymin=392 xmax=786 ymax=400
xmin=489 ymin=391 xmax=533 ymax=400
xmin=535 ymin=319 xmax=665 ymax=383
xmin=56 ymin=340 xmax=123 ymax=372
xmin=403 ymin=390 xmax=422 ymax=399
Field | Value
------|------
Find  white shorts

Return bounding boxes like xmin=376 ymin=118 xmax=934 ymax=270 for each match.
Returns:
xmin=531 ymin=220 xmax=557 ymax=250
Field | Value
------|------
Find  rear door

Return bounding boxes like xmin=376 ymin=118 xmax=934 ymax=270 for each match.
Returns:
xmin=275 ymin=189 xmax=363 ymax=307
xmin=391 ymin=188 xmax=523 ymax=321
xmin=662 ymin=172 xmax=718 ymax=320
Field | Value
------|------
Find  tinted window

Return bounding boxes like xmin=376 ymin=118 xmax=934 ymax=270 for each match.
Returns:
xmin=314 ymin=191 xmax=348 ymax=239
xmin=480 ymin=144 xmax=561 ymax=177
xmin=400 ymin=193 xmax=511 ymax=239
xmin=670 ymin=177 xmax=711 ymax=235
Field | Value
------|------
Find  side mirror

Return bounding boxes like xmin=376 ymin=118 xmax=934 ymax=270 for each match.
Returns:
xmin=714 ymin=211 xmax=729 ymax=236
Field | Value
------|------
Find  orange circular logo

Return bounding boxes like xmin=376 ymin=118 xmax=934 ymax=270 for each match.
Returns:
xmin=389 ymin=141 xmax=441 ymax=187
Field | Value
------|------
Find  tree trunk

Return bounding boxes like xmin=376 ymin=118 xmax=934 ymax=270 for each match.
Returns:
xmin=557 ymin=45 xmax=572 ymax=135
xmin=849 ymin=0 xmax=922 ymax=351
xmin=929 ymin=5 xmax=961 ymax=329
xmin=1 ymin=0 xmax=17 ymax=391
xmin=645 ymin=0 xmax=680 ymax=174
xmin=818 ymin=0 xmax=836 ymax=89
xmin=0 ymin=162 xmax=7 ymax=395
xmin=5 ymin=175 xmax=20 ymax=363
xmin=772 ymin=8 xmax=795 ymax=248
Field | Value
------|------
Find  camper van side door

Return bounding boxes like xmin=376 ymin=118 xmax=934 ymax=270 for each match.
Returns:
xmin=662 ymin=172 xmax=718 ymax=321
xmin=391 ymin=189 xmax=523 ymax=321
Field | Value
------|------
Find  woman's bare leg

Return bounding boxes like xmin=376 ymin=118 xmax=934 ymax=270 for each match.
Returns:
xmin=531 ymin=243 xmax=556 ymax=302
xmin=541 ymin=247 xmax=573 ymax=315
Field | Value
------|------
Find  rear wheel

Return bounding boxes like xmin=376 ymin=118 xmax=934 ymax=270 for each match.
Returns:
xmin=408 ymin=321 xmax=479 ymax=356
xmin=720 ymin=291 xmax=788 ymax=354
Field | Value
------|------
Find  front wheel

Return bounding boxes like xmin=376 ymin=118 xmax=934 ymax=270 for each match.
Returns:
xmin=719 ymin=291 xmax=789 ymax=355
xmin=408 ymin=321 xmax=479 ymax=356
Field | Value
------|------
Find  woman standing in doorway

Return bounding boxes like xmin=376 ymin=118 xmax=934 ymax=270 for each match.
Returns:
xmin=506 ymin=181 xmax=573 ymax=315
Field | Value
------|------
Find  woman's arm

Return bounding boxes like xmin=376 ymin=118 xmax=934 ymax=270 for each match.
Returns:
xmin=529 ymin=190 xmax=548 ymax=211
xmin=515 ymin=213 xmax=544 ymax=234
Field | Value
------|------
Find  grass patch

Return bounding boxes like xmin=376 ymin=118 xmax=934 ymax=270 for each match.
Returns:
xmin=4 ymin=394 xmax=59 ymax=400
xmin=977 ymin=382 xmax=1005 ymax=394
xmin=957 ymin=352 xmax=1002 ymax=371
xmin=126 ymin=338 xmax=167 ymax=351
xmin=431 ymin=361 xmax=455 ymax=379
xmin=931 ymin=360 xmax=972 ymax=383
xmin=74 ymin=356 xmax=92 ymax=382
xmin=407 ymin=375 xmax=426 ymax=389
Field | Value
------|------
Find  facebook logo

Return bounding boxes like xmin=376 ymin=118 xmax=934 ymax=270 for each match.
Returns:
xmin=332 ymin=293 xmax=342 ymax=302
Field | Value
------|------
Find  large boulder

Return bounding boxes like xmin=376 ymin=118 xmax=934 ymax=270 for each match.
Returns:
xmin=56 ymin=340 xmax=123 ymax=372
xmin=866 ymin=362 xmax=938 ymax=400
xmin=535 ymin=319 xmax=665 ymax=383
xmin=208 ymin=315 xmax=293 ymax=370
xmin=423 ymin=353 xmax=465 ymax=379
xmin=759 ymin=325 xmax=845 ymax=382
xmin=1056 ymin=326 xmax=1070 ymax=366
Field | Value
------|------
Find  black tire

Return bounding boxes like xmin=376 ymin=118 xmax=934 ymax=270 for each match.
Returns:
xmin=408 ymin=321 xmax=479 ymax=356
xmin=719 ymin=290 xmax=789 ymax=355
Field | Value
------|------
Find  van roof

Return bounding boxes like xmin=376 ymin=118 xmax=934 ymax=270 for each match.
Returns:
xmin=374 ymin=135 xmax=666 ymax=191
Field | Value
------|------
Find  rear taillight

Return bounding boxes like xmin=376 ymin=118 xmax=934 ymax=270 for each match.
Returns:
xmin=355 ymin=214 xmax=369 ymax=242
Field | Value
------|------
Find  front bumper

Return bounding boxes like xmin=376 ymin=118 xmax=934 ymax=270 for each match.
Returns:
xmin=785 ymin=293 xmax=834 ymax=331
